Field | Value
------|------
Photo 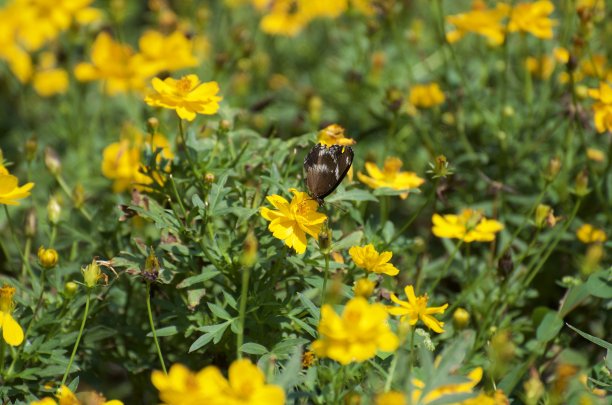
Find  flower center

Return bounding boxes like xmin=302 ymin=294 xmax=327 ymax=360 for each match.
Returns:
xmin=176 ymin=77 xmax=192 ymax=94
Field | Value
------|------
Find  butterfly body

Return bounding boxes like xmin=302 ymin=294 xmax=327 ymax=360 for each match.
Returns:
xmin=304 ymin=143 xmax=354 ymax=205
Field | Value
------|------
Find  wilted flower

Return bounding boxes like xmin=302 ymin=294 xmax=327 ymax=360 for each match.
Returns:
xmin=358 ymin=157 xmax=425 ymax=199
xmin=387 ymin=285 xmax=448 ymax=334
xmin=0 ymin=284 xmax=24 ymax=346
xmin=408 ymin=83 xmax=445 ymax=109
xmin=0 ymin=164 xmax=34 ymax=206
xmin=349 ymin=244 xmax=400 ymax=276
xmin=259 ymin=188 xmax=327 ymax=254
xmin=508 ymin=1 xmax=557 ymax=39
xmin=446 ymin=2 xmax=510 ymax=46
xmin=317 ymin=124 xmax=356 ymax=147
xmin=82 ymin=260 xmax=104 ymax=288
xmin=534 ymin=204 xmax=559 ymax=228
xmin=312 ymin=297 xmax=399 ymax=364
xmin=151 ymin=359 xmax=285 ymax=405
xmin=144 ymin=74 xmax=222 ymax=121
xmin=576 ymin=224 xmax=606 ymax=244
xmin=432 ymin=209 xmax=504 ymax=242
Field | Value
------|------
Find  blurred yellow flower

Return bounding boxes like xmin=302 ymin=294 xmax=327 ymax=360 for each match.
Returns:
xmin=353 ymin=278 xmax=375 ymax=298
xmin=29 ymin=398 xmax=56 ymax=405
xmin=0 ymin=164 xmax=35 ymax=205
xmin=409 ymin=83 xmax=445 ymax=109
xmin=375 ymin=391 xmax=406 ymax=405
xmin=259 ymin=0 xmax=309 ymax=37
xmin=151 ymin=359 xmax=285 ymax=405
xmin=580 ymin=54 xmax=607 ymax=78
xmin=145 ymin=74 xmax=222 ymax=121
xmin=432 ymin=209 xmax=503 ymax=243
xmin=75 ymin=32 xmax=146 ymax=94
xmin=0 ymin=7 xmax=32 ymax=83
xmin=387 ymin=285 xmax=448 ymax=333
xmin=0 ymin=284 xmax=24 ymax=346
xmin=317 ymin=124 xmax=356 ymax=147
xmin=135 ymin=30 xmax=199 ymax=76
xmin=586 ymin=148 xmax=605 ymax=162
xmin=508 ymin=1 xmax=557 ymax=40
xmin=358 ymin=157 xmax=425 ymax=199
xmin=588 ymin=81 xmax=612 ymax=133
xmin=312 ymin=297 xmax=399 ymax=364
xmin=301 ymin=0 xmax=348 ymax=20
xmin=32 ymin=52 xmax=68 ymax=97
xmin=525 ymin=55 xmax=554 ymax=80
xmin=411 ymin=367 xmax=483 ymax=404
xmin=445 ymin=2 xmax=510 ymax=46
xmin=260 ymin=188 xmax=327 ymax=254
xmin=49 ymin=384 xmax=124 ymax=405
xmin=349 ymin=244 xmax=400 ymax=276
xmin=576 ymin=224 xmax=606 ymax=244
xmin=553 ymin=47 xmax=570 ymax=64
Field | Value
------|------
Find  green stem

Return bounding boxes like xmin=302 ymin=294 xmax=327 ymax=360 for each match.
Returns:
xmin=384 ymin=351 xmax=399 ymax=392
xmin=169 ymin=175 xmax=188 ymax=219
xmin=0 ymin=339 xmax=5 ymax=376
xmin=237 ymin=265 xmax=251 ymax=359
xmin=427 ymin=241 xmax=464 ymax=294
xmin=55 ymin=174 xmax=92 ymax=222
xmin=3 ymin=206 xmax=34 ymax=278
xmin=61 ymin=291 xmax=91 ymax=386
xmin=408 ymin=327 xmax=416 ymax=371
xmin=320 ymin=252 xmax=330 ymax=306
xmin=146 ymin=282 xmax=167 ymax=374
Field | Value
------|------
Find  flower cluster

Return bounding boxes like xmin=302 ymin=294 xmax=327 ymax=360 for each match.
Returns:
xmin=151 ymin=358 xmax=285 ymax=405
xmin=312 ymin=297 xmax=399 ymax=365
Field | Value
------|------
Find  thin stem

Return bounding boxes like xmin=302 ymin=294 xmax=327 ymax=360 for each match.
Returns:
xmin=3 ymin=206 xmax=34 ymax=278
xmin=320 ymin=252 xmax=330 ymax=305
xmin=61 ymin=291 xmax=91 ymax=386
xmin=384 ymin=351 xmax=399 ymax=392
xmin=54 ymin=174 xmax=92 ymax=222
xmin=236 ymin=266 xmax=251 ymax=359
xmin=408 ymin=327 xmax=416 ymax=371
xmin=0 ymin=339 xmax=5 ymax=376
xmin=427 ymin=241 xmax=464 ymax=294
xmin=169 ymin=175 xmax=188 ymax=219
xmin=146 ymin=282 xmax=167 ymax=374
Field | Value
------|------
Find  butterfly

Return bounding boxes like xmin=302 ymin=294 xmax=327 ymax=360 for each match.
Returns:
xmin=303 ymin=143 xmax=354 ymax=205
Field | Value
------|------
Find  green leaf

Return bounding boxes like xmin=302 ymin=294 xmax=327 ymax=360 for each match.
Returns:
xmin=297 ymin=293 xmax=320 ymax=322
xmin=331 ymin=231 xmax=364 ymax=251
xmin=536 ymin=312 xmax=564 ymax=343
xmin=147 ymin=326 xmax=178 ymax=337
xmin=558 ymin=283 xmax=590 ymax=318
xmin=326 ymin=188 xmax=378 ymax=203
xmin=208 ymin=302 xmax=233 ymax=320
xmin=566 ymin=324 xmax=612 ymax=351
xmin=190 ymin=321 xmax=231 ymax=352
xmin=585 ymin=271 xmax=612 ymax=299
xmin=272 ymin=338 xmax=310 ymax=355
xmin=240 ymin=342 xmax=268 ymax=355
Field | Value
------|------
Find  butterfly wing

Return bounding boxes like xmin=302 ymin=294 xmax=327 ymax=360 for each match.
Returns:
xmin=304 ymin=144 xmax=354 ymax=204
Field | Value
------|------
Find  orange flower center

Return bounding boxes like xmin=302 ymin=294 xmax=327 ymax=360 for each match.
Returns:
xmin=176 ymin=77 xmax=193 ymax=94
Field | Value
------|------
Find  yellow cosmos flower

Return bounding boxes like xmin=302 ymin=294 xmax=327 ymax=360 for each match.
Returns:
xmin=576 ymin=224 xmax=607 ymax=244
xmin=0 ymin=285 xmax=24 ymax=346
xmin=508 ymin=1 xmax=557 ymax=40
xmin=317 ymin=124 xmax=356 ymax=147
xmin=357 ymin=157 xmax=425 ymax=199
xmin=375 ymin=391 xmax=406 ymax=405
xmin=525 ymin=55 xmax=555 ymax=80
xmin=135 ymin=30 xmax=198 ymax=77
xmin=353 ymin=278 xmax=376 ymax=298
xmin=411 ymin=367 xmax=483 ymax=404
xmin=32 ymin=52 xmax=69 ymax=97
xmin=259 ymin=188 xmax=327 ymax=254
xmin=151 ymin=359 xmax=285 ymax=405
xmin=0 ymin=165 xmax=35 ymax=206
xmin=312 ymin=297 xmax=399 ymax=365
xmin=75 ymin=32 xmax=146 ymax=94
xmin=387 ymin=285 xmax=448 ymax=334
xmin=145 ymin=74 xmax=222 ymax=121
xmin=432 ymin=209 xmax=504 ymax=243
xmin=409 ymin=83 xmax=445 ymax=109
xmin=588 ymin=82 xmax=612 ymax=133
xmin=36 ymin=384 xmax=124 ymax=405
xmin=349 ymin=244 xmax=400 ymax=276
xmin=445 ymin=2 xmax=510 ymax=46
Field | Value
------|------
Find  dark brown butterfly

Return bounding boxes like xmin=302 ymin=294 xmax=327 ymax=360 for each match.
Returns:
xmin=304 ymin=143 xmax=354 ymax=205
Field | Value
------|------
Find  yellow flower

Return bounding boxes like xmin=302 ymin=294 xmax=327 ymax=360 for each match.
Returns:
xmin=580 ymin=55 xmax=607 ymax=78
xmin=0 ymin=7 xmax=33 ymax=83
xmin=51 ymin=384 xmax=124 ymax=405
xmin=259 ymin=188 xmax=327 ymax=254
xmin=0 ymin=165 xmax=35 ymax=206
xmin=145 ymin=74 xmax=222 ymax=121
xmin=74 ymin=32 xmax=146 ymax=94
xmin=81 ymin=259 xmax=103 ymax=288
xmin=38 ymin=246 xmax=59 ymax=269
xmin=0 ymin=285 xmax=24 ymax=346
xmin=353 ymin=278 xmax=376 ymax=298
xmin=525 ymin=55 xmax=554 ymax=80
xmin=135 ymin=30 xmax=199 ymax=76
xmin=432 ymin=209 xmax=503 ymax=243
xmin=445 ymin=2 xmax=510 ymax=46
xmin=387 ymin=285 xmax=448 ymax=334
xmin=259 ymin=1 xmax=309 ymax=37
xmin=375 ymin=391 xmax=406 ymax=405
xmin=409 ymin=83 xmax=445 ymax=109
xmin=312 ymin=297 xmax=399 ymax=365
xmin=32 ymin=52 xmax=69 ymax=97
xmin=30 ymin=398 xmax=56 ymax=405
xmin=300 ymin=0 xmax=348 ymax=20
xmin=349 ymin=244 xmax=400 ymax=276
xmin=317 ymin=124 xmax=356 ymax=147
xmin=411 ymin=367 xmax=483 ymax=404
xmin=576 ymin=224 xmax=607 ymax=244
xmin=151 ymin=359 xmax=285 ymax=405
xmin=553 ymin=47 xmax=570 ymax=64
xmin=508 ymin=1 xmax=557 ymax=40
xmin=588 ymin=81 xmax=612 ymax=133
xmin=357 ymin=157 xmax=425 ymax=199
xmin=586 ymin=148 xmax=605 ymax=162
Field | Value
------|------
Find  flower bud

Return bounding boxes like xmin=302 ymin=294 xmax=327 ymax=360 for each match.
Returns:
xmin=497 ymin=251 xmax=514 ymax=277
xmin=543 ymin=157 xmax=561 ymax=182
xmin=143 ymin=248 xmax=160 ymax=282
xmin=452 ymin=308 xmax=470 ymax=330
xmin=47 ymin=197 xmax=61 ymax=225
xmin=581 ymin=244 xmax=603 ymax=277
xmin=73 ymin=183 xmax=85 ymax=209
xmin=44 ymin=146 xmax=61 ymax=175
xmin=318 ymin=227 xmax=332 ymax=254
xmin=240 ymin=230 xmax=258 ymax=268
xmin=64 ymin=281 xmax=78 ymax=297
xmin=523 ymin=368 xmax=545 ymax=405
xmin=25 ymin=137 xmax=38 ymax=162
xmin=534 ymin=204 xmax=554 ymax=228
xmin=428 ymin=155 xmax=453 ymax=179
xmin=147 ymin=117 xmax=160 ymax=134
xmin=24 ymin=208 xmax=37 ymax=238
xmin=572 ymin=169 xmax=590 ymax=197
xmin=38 ymin=246 xmax=59 ymax=269
xmin=204 ymin=172 xmax=215 ymax=184
xmin=219 ymin=119 xmax=232 ymax=132
xmin=82 ymin=259 xmax=102 ymax=288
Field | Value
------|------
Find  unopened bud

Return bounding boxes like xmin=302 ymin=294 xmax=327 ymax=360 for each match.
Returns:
xmin=143 ymin=247 xmax=160 ymax=282
xmin=385 ymin=87 xmax=403 ymax=112
xmin=534 ymin=204 xmax=553 ymax=228
xmin=240 ymin=230 xmax=258 ymax=268
xmin=38 ymin=246 xmax=59 ymax=269
xmin=219 ymin=119 xmax=231 ymax=132
xmin=47 ymin=197 xmax=61 ymax=225
xmin=428 ymin=155 xmax=453 ymax=179
xmin=147 ymin=117 xmax=160 ymax=134
xmin=204 ymin=172 xmax=215 ymax=183
xmin=543 ymin=157 xmax=561 ymax=182
xmin=64 ymin=281 xmax=78 ymax=297
xmin=73 ymin=183 xmax=85 ymax=208
xmin=573 ymin=169 xmax=590 ymax=197
xmin=453 ymin=308 xmax=470 ymax=330
xmin=82 ymin=259 xmax=102 ymax=288
xmin=24 ymin=208 xmax=37 ymax=237
xmin=318 ymin=227 xmax=332 ymax=253
xmin=44 ymin=146 xmax=61 ymax=175
xmin=25 ymin=137 xmax=38 ymax=162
